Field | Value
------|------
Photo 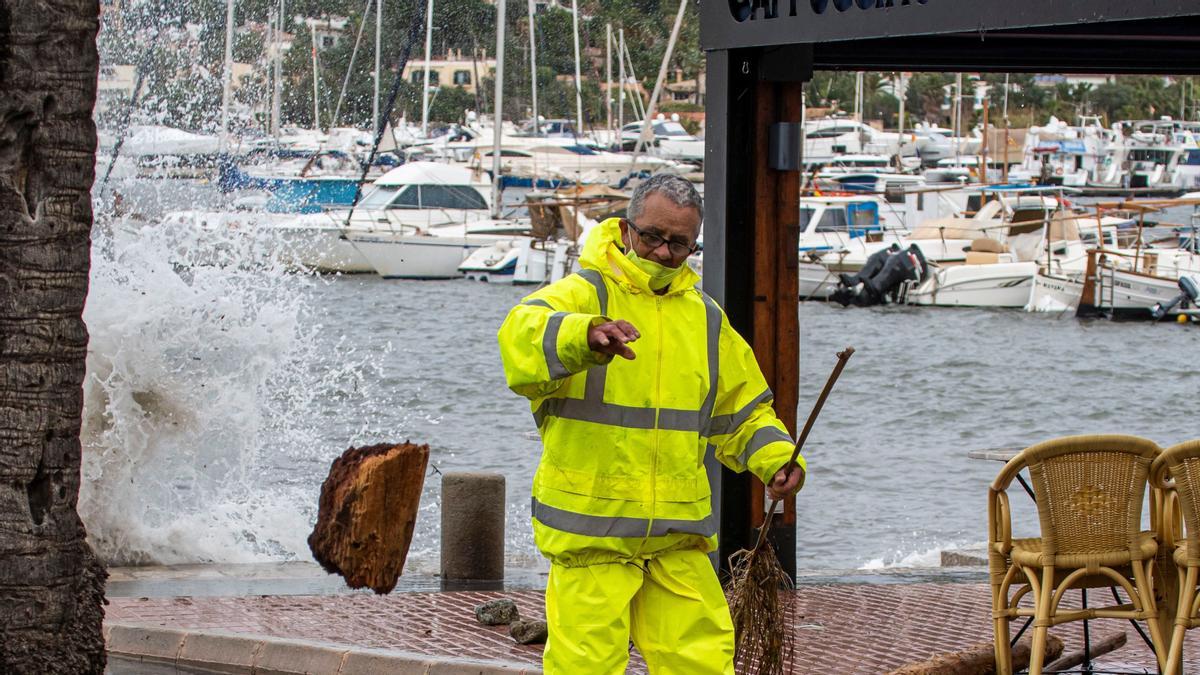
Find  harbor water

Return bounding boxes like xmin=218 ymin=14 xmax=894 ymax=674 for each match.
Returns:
xmin=80 ymin=180 xmax=1200 ymax=575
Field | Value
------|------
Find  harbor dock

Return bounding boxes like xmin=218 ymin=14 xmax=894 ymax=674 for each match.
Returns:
xmin=104 ymin=564 xmax=1187 ymax=674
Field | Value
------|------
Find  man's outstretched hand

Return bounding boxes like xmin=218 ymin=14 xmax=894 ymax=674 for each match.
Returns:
xmin=767 ymin=462 xmax=805 ymax=501
xmin=587 ymin=320 xmax=640 ymax=360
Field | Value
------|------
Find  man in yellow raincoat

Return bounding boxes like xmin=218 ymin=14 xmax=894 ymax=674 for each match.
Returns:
xmin=498 ymin=174 xmax=805 ymax=674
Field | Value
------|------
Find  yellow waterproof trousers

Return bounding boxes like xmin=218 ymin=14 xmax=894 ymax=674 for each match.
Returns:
xmin=543 ymin=548 xmax=735 ymax=675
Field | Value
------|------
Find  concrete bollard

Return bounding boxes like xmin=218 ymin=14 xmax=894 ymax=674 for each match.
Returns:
xmin=440 ymin=472 xmax=505 ymax=581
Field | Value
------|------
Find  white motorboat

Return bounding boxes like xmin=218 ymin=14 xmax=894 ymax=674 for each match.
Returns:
xmin=904 ymin=193 xmax=1089 ymax=308
xmin=273 ymin=162 xmax=498 ymax=274
xmin=618 ymin=117 xmax=705 ymax=163
xmin=348 ymin=219 xmax=530 ymax=279
xmin=158 ymin=208 xmax=376 ymax=274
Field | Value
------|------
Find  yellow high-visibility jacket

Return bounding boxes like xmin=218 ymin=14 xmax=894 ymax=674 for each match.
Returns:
xmin=498 ymin=217 xmax=802 ymax=567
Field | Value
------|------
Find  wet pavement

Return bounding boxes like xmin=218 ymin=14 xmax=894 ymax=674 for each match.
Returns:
xmin=104 ymin=565 xmax=1195 ymax=673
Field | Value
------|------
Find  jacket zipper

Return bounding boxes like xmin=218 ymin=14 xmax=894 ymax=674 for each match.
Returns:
xmin=647 ymin=295 xmax=664 ymax=544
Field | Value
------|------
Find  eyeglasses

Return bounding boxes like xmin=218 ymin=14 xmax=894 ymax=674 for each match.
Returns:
xmin=625 ymin=219 xmax=698 ymax=259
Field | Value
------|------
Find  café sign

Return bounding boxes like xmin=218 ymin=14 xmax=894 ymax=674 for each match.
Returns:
xmin=729 ymin=0 xmax=928 ymax=22
xmin=701 ymin=0 xmax=1196 ymax=51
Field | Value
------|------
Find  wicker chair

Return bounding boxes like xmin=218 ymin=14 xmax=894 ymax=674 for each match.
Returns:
xmin=989 ymin=434 xmax=1167 ymax=674
xmin=1151 ymin=439 xmax=1200 ymax=675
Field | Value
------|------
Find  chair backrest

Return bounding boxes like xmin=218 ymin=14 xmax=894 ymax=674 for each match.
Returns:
xmin=1158 ymin=440 xmax=1200 ymax=564
xmin=1022 ymin=434 xmax=1160 ymax=559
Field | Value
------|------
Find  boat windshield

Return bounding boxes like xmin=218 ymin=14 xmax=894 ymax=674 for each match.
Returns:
xmin=652 ymin=121 xmax=692 ymax=137
xmin=359 ymin=186 xmax=400 ymax=209
xmin=800 ymin=206 xmax=849 ymax=232
xmin=386 ymin=184 xmax=488 ymax=210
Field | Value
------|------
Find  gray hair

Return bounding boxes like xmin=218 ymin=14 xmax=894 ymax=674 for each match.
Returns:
xmin=627 ymin=174 xmax=703 ymax=224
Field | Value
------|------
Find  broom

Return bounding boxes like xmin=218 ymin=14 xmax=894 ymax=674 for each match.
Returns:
xmin=726 ymin=346 xmax=855 ymax=675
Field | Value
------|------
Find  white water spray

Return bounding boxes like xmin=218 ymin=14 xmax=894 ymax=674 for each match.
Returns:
xmin=80 ymin=207 xmax=392 ymax=565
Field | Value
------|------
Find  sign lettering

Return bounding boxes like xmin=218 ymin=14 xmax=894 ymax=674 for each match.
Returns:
xmin=735 ymin=0 xmax=926 ymax=20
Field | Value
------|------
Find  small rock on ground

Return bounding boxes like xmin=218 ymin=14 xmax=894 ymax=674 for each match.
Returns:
xmin=475 ymin=598 xmax=520 ymax=625
xmin=510 ymin=619 xmax=548 ymax=645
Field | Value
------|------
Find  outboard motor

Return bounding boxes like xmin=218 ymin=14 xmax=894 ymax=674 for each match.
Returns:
xmin=839 ymin=243 xmax=900 ymax=288
xmin=831 ymin=244 xmax=928 ymax=307
xmin=863 ymin=244 xmax=927 ymax=304
xmin=1151 ymin=276 xmax=1200 ymax=321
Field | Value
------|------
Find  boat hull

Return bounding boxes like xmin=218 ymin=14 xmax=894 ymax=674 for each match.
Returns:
xmin=350 ymin=234 xmax=496 ymax=279
xmin=907 ymin=262 xmax=1038 ymax=308
xmin=1027 ymin=272 xmax=1083 ymax=313
xmin=1079 ymin=266 xmax=1200 ymax=320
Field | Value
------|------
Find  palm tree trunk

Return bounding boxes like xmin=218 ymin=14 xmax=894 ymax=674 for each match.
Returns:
xmin=0 ymin=0 xmax=108 ymax=672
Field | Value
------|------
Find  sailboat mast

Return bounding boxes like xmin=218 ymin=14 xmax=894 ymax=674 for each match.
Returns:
xmin=570 ymin=0 xmax=583 ymax=135
xmin=605 ymin=23 xmax=612 ymax=137
xmin=271 ymin=0 xmax=283 ymax=139
xmin=617 ymin=28 xmax=625 ymax=133
xmin=854 ymin=71 xmax=863 ymax=123
xmin=421 ymin=0 xmax=434 ymax=136
xmin=265 ymin=8 xmax=274 ymax=134
xmin=954 ymin=72 xmax=963 ymax=164
xmin=629 ymin=0 xmax=687 ymax=168
xmin=491 ymin=0 xmax=506 ymax=218
xmin=311 ymin=21 xmax=321 ymax=131
xmin=219 ymin=0 xmax=235 ymax=150
xmin=527 ymin=0 xmax=538 ymax=134
xmin=374 ymin=0 xmax=382 ymax=132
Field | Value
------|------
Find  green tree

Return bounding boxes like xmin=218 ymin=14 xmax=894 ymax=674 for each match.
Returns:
xmin=906 ymin=72 xmax=952 ymax=125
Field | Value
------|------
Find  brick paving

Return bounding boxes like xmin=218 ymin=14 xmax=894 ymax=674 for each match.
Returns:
xmin=106 ymin=582 xmax=1200 ymax=673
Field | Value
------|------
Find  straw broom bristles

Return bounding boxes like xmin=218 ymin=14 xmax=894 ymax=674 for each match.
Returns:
xmin=724 ymin=347 xmax=855 ymax=675
xmin=727 ymin=518 xmax=796 ymax=674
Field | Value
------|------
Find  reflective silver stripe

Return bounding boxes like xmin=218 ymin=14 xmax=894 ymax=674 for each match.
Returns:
xmin=709 ymin=388 xmax=774 ymax=437
xmin=697 ymin=293 xmax=722 ymax=435
xmin=534 ymin=397 xmax=702 ymax=432
xmin=738 ymin=426 xmax=794 ymax=466
xmin=543 ymin=312 xmax=570 ymax=380
xmin=658 ymin=408 xmax=702 ymax=432
xmin=577 ymin=269 xmax=609 ymax=405
xmin=584 ymin=363 xmax=607 ymax=401
xmin=522 ymin=298 xmax=553 ymax=309
xmin=532 ymin=497 xmax=717 ymax=539
xmin=704 ymin=443 xmax=721 ymax=515
xmin=575 ymin=269 xmax=608 ymax=315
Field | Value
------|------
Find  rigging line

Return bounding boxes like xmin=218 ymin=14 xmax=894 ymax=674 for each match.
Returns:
xmin=342 ymin=0 xmax=431 ymax=230
xmin=98 ymin=45 xmax=155 ymax=200
xmin=331 ymin=0 xmax=375 ymax=128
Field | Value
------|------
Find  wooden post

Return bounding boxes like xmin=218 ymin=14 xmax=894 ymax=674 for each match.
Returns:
xmin=710 ymin=45 xmax=812 ymax=580
xmin=749 ymin=78 xmax=803 ymax=579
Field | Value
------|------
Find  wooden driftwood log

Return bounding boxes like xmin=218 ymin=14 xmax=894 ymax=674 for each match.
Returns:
xmin=308 ymin=442 xmax=429 ymax=594
xmin=887 ymin=635 xmax=1064 ymax=675
xmin=1043 ymin=632 xmax=1126 ymax=672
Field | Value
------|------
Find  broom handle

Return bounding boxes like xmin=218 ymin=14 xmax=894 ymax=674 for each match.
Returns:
xmin=753 ymin=346 xmax=855 ymax=550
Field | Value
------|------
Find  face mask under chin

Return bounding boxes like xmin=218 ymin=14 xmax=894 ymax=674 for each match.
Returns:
xmin=624 ymin=230 xmax=686 ymax=291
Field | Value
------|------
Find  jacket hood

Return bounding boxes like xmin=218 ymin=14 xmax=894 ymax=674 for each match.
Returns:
xmin=579 ymin=217 xmax=701 ymax=296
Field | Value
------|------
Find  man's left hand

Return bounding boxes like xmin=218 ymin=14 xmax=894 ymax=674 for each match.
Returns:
xmin=767 ymin=462 xmax=805 ymax=501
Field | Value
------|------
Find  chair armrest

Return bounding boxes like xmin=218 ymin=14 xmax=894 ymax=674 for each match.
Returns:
xmin=1151 ymin=454 xmax=1175 ymax=490
xmin=988 ymin=487 xmax=1013 ymax=554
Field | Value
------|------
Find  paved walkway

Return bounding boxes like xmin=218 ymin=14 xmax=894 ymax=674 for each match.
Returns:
xmin=105 ymin=579 xmax=1195 ymax=673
